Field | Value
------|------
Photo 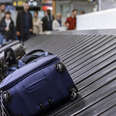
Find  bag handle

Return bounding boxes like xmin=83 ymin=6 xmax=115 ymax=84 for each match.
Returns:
xmin=21 ymin=55 xmax=39 ymax=64
xmin=26 ymin=49 xmax=45 ymax=56
xmin=22 ymin=49 xmax=53 ymax=64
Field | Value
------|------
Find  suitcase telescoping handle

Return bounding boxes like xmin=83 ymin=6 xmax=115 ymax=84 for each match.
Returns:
xmin=22 ymin=49 xmax=53 ymax=64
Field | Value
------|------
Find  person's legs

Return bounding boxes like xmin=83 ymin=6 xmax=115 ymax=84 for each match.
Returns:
xmin=20 ymin=32 xmax=30 ymax=45
xmin=0 ymin=34 xmax=3 ymax=45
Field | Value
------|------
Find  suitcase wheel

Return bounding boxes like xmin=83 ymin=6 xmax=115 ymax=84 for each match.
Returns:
xmin=56 ymin=63 xmax=66 ymax=72
xmin=69 ymin=87 xmax=78 ymax=101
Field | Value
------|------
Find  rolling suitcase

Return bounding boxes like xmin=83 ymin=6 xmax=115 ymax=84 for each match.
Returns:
xmin=0 ymin=49 xmax=78 ymax=116
xmin=0 ymin=41 xmax=25 ymax=80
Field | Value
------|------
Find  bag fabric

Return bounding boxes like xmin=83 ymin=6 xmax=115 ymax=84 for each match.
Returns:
xmin=6 ymin=60 xmax=25 ymax=75
xmin=0 ymin=51 xmax=77 ymax=116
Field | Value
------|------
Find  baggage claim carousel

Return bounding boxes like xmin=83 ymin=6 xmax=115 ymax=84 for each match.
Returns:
xmin=25 ymin=30 xmax=116 ymax=116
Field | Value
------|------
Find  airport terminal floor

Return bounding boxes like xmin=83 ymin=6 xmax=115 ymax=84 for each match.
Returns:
xmin=24 ymin=30 xmax=116 ymax=116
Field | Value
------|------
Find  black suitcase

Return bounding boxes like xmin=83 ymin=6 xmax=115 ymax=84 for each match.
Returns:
xmin=0 ymin=41 xmax=25 ymax=80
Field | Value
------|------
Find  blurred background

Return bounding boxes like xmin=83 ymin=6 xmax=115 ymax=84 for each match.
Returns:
xmin=1 ymin=0 xmax=116 ymax=23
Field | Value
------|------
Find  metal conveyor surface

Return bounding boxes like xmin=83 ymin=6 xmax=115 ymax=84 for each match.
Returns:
xmin=25 ymin=32 xmax=116 ymax=116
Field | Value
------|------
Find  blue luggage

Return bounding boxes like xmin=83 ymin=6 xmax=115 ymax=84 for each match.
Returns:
xmin=0 ymin=49 xmax=78 ymax=116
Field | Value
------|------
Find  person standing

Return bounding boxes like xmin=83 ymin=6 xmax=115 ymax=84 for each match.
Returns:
xmin=47 ymin=9 xmax=53 ymax=31
xmin=57 ymin=13 xmax=62 ymax=27
xmin=52 ymin=13 xmax=62 ymax=31
xmin=33 ymin=11 xmax=43 ymax=35
xmin=65 ymin=9 xmax=78 ymax=30
xmin=16 ymin=2 xmax=33 ymax=42
xmin=0 ymin=11 xmax=15 ymax=41
xmin=42 ymin=10 xmax=53 ymax=32
xmin=0 ymin=4 xmax=6 ymax=22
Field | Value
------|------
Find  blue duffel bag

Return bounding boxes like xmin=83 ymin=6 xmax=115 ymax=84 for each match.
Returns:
xmin=0 ymin=49 xmax=78 ymax=116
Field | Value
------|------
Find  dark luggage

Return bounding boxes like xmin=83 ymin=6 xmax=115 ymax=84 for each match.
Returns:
xmin=0 ymin=41 xmax=25 ymax=80
xmin=0 ymin=41 xmax=25 ymax=59
xmin=0 ymin=49 xmax=78 ymax=116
